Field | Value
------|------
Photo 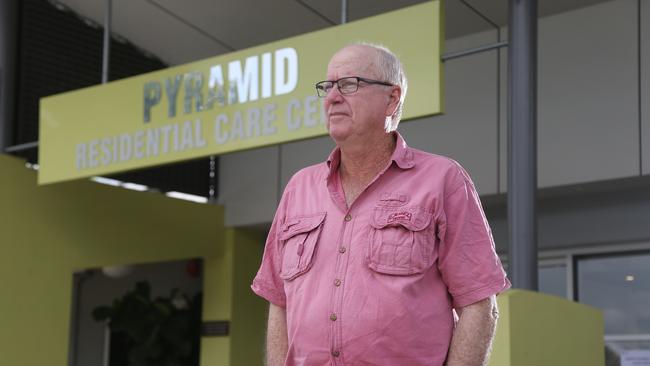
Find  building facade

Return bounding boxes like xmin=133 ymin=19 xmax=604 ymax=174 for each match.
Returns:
xmin=1 ymin=0 xmax=649 ymax=365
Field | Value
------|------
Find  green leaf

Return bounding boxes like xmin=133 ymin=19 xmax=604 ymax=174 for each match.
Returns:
xmin=135 ymin=281 xmax=151 ymax=299
xmin=91 ymin=306 xmax=112 ymax=322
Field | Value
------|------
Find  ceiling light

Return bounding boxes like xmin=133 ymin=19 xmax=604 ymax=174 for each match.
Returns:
xmin=102 ymin=265 xmax=135 ymax=278
xmin=91 ymin=176 xmax=121 ymax=187
xmin=121 ymin=182 xmax=149 ymax=191
xmin=625 ymin=275 xmax=635 ymax=282
xmin=166 ymin=191 xmax=208 ymax=204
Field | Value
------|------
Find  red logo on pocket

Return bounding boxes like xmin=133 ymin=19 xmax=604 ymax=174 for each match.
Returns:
xmin=387 ymin=212 xmax=412 ymax=223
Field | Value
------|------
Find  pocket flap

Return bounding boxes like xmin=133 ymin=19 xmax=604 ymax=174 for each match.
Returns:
xmin=279 ymin=212 xmax=327 ymax=240
xmin=372 ymin=207 xmax=432 ymax=231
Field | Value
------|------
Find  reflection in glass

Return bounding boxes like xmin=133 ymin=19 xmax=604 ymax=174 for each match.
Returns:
xmin=577 ymin=252 xmax=650 ymax=335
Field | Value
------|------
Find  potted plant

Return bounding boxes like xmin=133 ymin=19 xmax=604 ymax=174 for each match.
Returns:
xmin=93 ymin=281 xmax=202 ymax=366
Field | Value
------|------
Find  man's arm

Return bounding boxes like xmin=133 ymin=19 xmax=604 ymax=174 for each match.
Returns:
xmin=266 ymin=303 xmax=288 ymax=366
xmin=445 ymin=295 xmax=499 ymax=366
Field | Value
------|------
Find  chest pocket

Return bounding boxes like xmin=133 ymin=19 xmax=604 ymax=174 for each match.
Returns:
xmin=367 ymin=206 xmax=434 ymax=276
xmin=278 ymin=212 xmax=326 ymax=281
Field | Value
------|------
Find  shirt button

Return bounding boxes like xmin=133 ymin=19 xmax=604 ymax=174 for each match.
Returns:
xmin=332 ymin=350 xmax=341 ymax=357
xmin=339 ymin=247 xmax=346 ymax=254
xmin=344 ymin=214 xmax=352 ymax=221
xmin=334 ymin=279 xmax=342 ymax=287
xmin=330 ymin=313 xmax=337 ymax=321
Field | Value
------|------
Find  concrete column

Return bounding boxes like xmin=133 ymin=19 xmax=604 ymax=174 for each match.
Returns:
xmin=507 ymin=0 xmax=538 ymax=290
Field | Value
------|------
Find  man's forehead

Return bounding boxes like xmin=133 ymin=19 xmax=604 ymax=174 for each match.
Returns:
xmin=327 ymin=46 xmax=377 ymax=77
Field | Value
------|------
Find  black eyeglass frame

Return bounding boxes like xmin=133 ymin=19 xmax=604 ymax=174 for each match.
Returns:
xmin=315 ymin=76 xmax=394 ymax=98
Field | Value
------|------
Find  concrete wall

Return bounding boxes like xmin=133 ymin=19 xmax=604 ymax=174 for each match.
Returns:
xmin=500 ymin=0 xmax=641 ymax=190
xmin=218 ymin=145 xmax=280 ymax=226
xmin=486 ymin=178 xmax=650 ymax=253
xmin=526 ymin=0 xmax=638 ymax=188
xmin=401 ymin=29 xmax=501 ymax=195
xmin=220 ymin=0 xmax=648 ymax=231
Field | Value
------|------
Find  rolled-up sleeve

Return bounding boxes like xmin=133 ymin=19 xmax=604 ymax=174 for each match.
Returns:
xmin=436 ymin=165 xmax=510 ymax=309
xmin=250 ymin=186 xmax=294 ymax=308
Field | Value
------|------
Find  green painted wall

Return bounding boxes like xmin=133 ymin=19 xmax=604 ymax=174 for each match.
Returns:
xmin=489 ymin=290 xmax=605 ymax=366
xmin=201 ymin=228 xmax=267 ymax=366
xmin=489 ymin=292 xmax=511 ymax=366
xmin=229 ymin=229 xmax=267 ymax=365
xmin=0 ymin=154 xmax=266 ymax=366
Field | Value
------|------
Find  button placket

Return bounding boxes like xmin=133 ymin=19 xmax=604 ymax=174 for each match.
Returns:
xmin=330 ymin=212 xmax=353 ymax=364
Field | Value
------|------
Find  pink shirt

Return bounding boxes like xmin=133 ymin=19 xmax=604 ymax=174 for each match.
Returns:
xmin=252 ymin=132 xmax=510 ymax=366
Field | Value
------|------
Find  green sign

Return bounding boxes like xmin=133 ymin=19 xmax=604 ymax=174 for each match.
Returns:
xmin=39 ymin=1 xmax=443 ymax=184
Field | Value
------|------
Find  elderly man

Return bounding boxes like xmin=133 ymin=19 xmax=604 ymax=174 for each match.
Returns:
xmin=252 ymin=43 xmax=510 ymax=366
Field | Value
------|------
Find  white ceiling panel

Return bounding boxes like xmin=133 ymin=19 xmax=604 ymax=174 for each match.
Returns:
xmin=56 ymin=0 xmax=231 ymax=65
xmin=301 ymin=0 xmax=493 ymax=39
xmin=465 ymin=0 xmax=616 ymax=27
xmin=151 ymin=0 xmax=336 ymax=52
xmin=54 ymin=0 xmax=618 ymax=66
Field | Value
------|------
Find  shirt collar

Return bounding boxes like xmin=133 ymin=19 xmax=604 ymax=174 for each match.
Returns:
xmin=391 ymin=131 xmax=416 ymax=169
xmin=326 ymin=131 xmax=416 ymax=178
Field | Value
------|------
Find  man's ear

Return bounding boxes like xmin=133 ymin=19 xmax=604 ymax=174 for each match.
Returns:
xmin=386 ymin=86 xmax=402 ymax=117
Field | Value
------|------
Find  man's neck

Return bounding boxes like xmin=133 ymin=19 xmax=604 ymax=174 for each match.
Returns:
xmin=339 ymin=132 xmax=396 ymax=182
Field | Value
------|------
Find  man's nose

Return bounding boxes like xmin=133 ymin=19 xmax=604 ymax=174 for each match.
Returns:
xmin=324 ymin=85 xmax=344 ymax=104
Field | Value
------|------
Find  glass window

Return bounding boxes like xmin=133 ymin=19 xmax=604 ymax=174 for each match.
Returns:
xmin=576 ymin=252 xmax=650 ymax=335
xmin=539 ymin=264 xmax=567 ymax=298
xmin=499 ymin=261 xmax=567 ymax=298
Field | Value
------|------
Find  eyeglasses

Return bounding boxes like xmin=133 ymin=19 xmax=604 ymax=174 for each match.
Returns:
xmin=315 ymin=76 xmax=393 ymax=98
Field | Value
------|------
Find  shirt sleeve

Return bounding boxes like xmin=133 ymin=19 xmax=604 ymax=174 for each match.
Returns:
xmin=250 ymin=185 xmax=293 ymax=308
xmin=436 ymin=164 xmax=510 ymax=309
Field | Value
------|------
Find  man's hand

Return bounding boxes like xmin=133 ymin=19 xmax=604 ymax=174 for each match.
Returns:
xmin=266 ymin=303 xmax=288 ymax=366
xmin=445 ymin=295 xmax=499 ymax=366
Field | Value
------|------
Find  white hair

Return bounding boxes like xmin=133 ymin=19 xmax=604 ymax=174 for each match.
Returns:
xmin=353 ymin=42 xmax=408 ymax=132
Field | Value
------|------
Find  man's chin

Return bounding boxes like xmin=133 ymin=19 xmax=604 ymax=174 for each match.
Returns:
xmin=328 ymin=127 xmax=351 ymax=144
